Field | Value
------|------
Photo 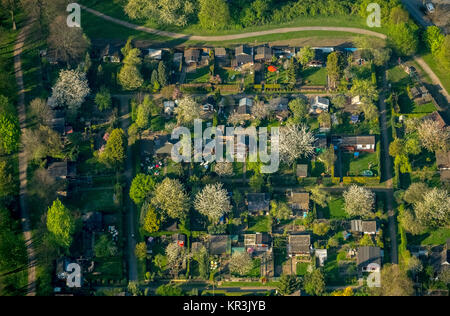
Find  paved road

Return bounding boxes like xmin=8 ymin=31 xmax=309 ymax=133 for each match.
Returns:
xmin=81 ymin=5 xmax=387 ymax=41
xmin=118 ymin=95 xmax=138 ymax=282
xmin=401 ymin=0 xmax=433 ymax=28
xmin=378 ymin=70 xmax=398 ymax=264
xmin=14 ymin=20 xmax=37 ymax=296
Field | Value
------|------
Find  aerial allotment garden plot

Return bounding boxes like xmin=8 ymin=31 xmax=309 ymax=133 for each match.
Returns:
xmin=0 ymin=0 xmax=449 ymax=299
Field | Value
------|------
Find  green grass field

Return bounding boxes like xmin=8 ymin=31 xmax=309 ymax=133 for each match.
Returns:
xmin=422 ymin=53 xmax=450 ymax=96
xmin=247 ymin=216 xmax=271 ymax=233
xmin=79 ymin=0 xmax=388 ymax=36
xmin=408 ymin=228 xmax=450 ymax=246
xmin=301 ymin=67 xmax=328 ymax=86
xmin=296 ymin=262 xmax=309 ymax=276
xmin=320 ymin=197 xmax=347 ymax=219
xmin=342 ymin=152 xmax=378 ymax=177
xmin=186 ymin=66 xmax=211 ymax=83
xmin=79 ymin=1 xmax=387 ymax=47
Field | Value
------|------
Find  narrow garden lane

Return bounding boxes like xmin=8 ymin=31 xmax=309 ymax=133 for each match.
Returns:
xmin=14 ymin=20 xmax=37 ymax=296
xmin=378 ymin=70 xmax=398 ymax=264
xmin=118 ymin=95 xmax=138 ymax=282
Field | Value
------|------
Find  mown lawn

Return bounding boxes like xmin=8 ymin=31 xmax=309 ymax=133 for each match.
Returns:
xmin=320 ymin=197 xmax=347 ymax=219
xmin=296 ymin=262 xmax=309 ymax=276
xmin=422 ymin=53 xmax=450 ymax=96
xmin=186 ymin=66 xmax=211 ymax=84
xmin=301 ymin=67 xmax=327 ymax=86
xmin=342 ymin=152 xmax=378 ymax=177
xmin=408 ymin=228 xmax=450 ymax=246
xmin=247 ymin=216 xmax=271 ymax=233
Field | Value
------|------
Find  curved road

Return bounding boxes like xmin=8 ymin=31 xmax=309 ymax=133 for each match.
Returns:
xmin=14 ymin=20 xmax=37 ymax=296
xmin=81 ymin=5 xmax=387 ymax=41
xmin=82 ymin=5 xmax=449 ymax=102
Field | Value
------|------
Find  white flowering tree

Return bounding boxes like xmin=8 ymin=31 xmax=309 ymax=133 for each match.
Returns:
xmin=279 ymin=124 xmax=315 ymax=165
xmin=152 ymin=178 xmax=190 ymax=220
xmin=214 ymin=162 xmax=234 ymax=177
xmin=414 ymin=188 xmax=450 ymax=229
xmin=166 ymin=242 xmax=187 ymax=277
xmin=51 ymin=69 xmax=90 ymax=111
xmin=417 ymin=119 xmax=449 ymax=152
xmin=343 ymin=185 xmax=375 ymax=219
xmin=174 ymin=96 xmax=201 ymax=126
xmin=194 ymin=183 xmax=231 ymax=223
xmin=251 ymin=101 xmax=272 ymax=120
xmin=229 ymin=252 xmax=253 ymax=276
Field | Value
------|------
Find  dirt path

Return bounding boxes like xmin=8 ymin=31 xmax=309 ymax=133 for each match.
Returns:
xmin=414 ymin=56 xmax=450 ymax=103
xmin=14 ymin=21 xmax=36 ymax=296
xmin=80 ymin=5 xmax=387 ymax=41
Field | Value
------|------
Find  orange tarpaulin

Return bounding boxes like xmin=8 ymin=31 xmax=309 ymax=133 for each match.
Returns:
xmin=268 ymin=65 xmax=277 ymax=72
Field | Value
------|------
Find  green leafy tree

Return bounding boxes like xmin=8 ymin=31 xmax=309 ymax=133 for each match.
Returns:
xmin=436 ymin=35 xmax=450 ymax=72
xmin=303 ymin=268 xmax=325 ymax=296
xmin=155 ymin=283 xmax=184 ymax=296
xmin=94 ymin=234 xmax=118 ymax=258
xmin=297 ymin=46 xmax=315 ymax=65
xmin=277 ymin=275 xmax=301 ymax=296
xmin=378 ymin=264 xmax=414 ymax=296
xmin=100 ymin=128 xmax=126 ymax=168
xmin=136 ymin=96 xmax=153 ymax=130
xmin=0 ymin=96 xmax=20 ymax=154
xmin=119 ymin=48 xmax=144 ymax=90
xmin=46 ymin=199 xmax=74 ymax=249
xmin=95 ymin=87 xmax=112 ymax=111
xmin=142 ymin=203 xmax=160 ymax=233
xmin=198 ymin=0 xmax=230 ymax=30
xmin=318 ymin=145 xmax=336 ymax=175
xmin=157 ymin=61 xmax=169 ymax=87
xmin=313 ymin=222 xmax=330 ymax=236
xmin=135 ymin=242 xmax=147 ymax=261
xmin=359 ymin=234 xmax=375 ymax=246
xmin=388 ymin=22 xmax=419 ymax=56
xmin=288 ymin=98 xmax=309 ymax=123
xmin=130 ymin=174 xmax=155 ymax=205
xmin=270 ymin=201 xmax=292 ymax=221
xmin=327 ymin=51 xmax=346 ymax=89
xmin=0 ymin=159 xmax=16 ymax=200
xmin=424 ymin=26 xmax=445 ymax=55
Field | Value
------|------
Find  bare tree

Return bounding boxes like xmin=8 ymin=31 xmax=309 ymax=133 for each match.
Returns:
xmin=29 ymin=98 xmax=52 ymax=126
xmin=48 ymin=15 xmax=90 ymax=64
